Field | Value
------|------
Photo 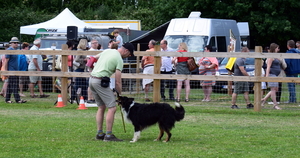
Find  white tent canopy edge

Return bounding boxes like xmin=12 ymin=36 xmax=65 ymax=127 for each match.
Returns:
xmin=20 ymin=8 xmax=92 ymax=35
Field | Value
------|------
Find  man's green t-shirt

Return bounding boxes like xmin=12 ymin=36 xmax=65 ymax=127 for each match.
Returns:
xmin=91 ymin=49 xmax=123 ymax=77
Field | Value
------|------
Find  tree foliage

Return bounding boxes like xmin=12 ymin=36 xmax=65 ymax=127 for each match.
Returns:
xmin=0 ymin=0 xmax=300 ymax=48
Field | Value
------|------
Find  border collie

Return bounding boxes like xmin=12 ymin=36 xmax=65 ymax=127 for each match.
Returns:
xmin=117 ymin=96 xmax=185 ymax=142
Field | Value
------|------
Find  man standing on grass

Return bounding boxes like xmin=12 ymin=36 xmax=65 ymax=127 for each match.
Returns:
xmin=86 ymin=39 xmax=99 ymax=103
xmin=28 ymin=38 xmax=50 ymax=98
xmin=231 ymin=47 xmax=254 ymax=109
xmin=90 ymin=42 xmax=134 ymax=142
xmin=4 ymin=37 xmax=27 ymax=103
xmin=141 ymin=40 xmax=155 ymax=102
xmin=284 ymin=40 xmax=300 ymax=103
xmin=160 ymin=39 xmax=175 ymax=101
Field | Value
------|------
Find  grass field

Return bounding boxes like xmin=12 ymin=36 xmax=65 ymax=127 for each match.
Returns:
xmin=1 ymin=80 xmax=300 ymax=157
xmin=1 ymin=94 xmax=300 ymax=158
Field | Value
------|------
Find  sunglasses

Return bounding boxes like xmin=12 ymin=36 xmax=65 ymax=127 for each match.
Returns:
xmin=12 ymin=42 xmax=18 ymax=44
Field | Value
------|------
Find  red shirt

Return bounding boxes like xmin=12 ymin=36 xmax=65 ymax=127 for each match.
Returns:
xmin=68 ymin=55 xmax=73 ymax=67
xmin=177 ymin=50 xmax=188 ymax=62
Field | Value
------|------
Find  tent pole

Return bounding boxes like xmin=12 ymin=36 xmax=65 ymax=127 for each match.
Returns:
xmin=19 ymin=34 xmax=22 ymax=49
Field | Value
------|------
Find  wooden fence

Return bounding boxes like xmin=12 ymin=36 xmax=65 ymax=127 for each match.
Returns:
xmin=1 ymin=45 xmax=300 ymax=111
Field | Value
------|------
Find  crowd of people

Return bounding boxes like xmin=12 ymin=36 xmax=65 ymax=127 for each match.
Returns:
xmin=141 ymin=40 xmax=221 ymax=103
xmin=0 ymin=29 xmax=123 ymax=104
xmin=0 ymin=37 xmax=50 ymax=103
xmin=1 ymin=37 xmax=300 ymax=106
xmin=57 ymin=30 xmax=121 ymax=104
xmin=140 ymin=39 xmax=300 ymax=111
xmin=232 ymin=40 xmax=300 ymax=110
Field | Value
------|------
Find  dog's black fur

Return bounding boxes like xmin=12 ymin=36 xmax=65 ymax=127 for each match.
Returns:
xmin=117 ymin=96 xmax=185 ymax=142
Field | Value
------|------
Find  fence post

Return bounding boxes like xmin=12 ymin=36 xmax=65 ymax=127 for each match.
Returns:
xmin=61 ymin=44 xmax=69 ymax=106
xmin=254 ymin=46 xmax=263 ymax=111
xmin=136 ymin=43 xmax=141 ymax=94
xmin=153 ymin=45 xmax=161 ymax=102
xmin=52 ymin=53 xmax=56 ymax=93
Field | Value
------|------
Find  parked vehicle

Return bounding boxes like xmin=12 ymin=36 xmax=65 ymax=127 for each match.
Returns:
xmin=39 ymin=32 xmax=111 ymax=50
xmin=213 ymin=57 xmax=255 ymax=93
xmin=163 ymin=11 xmax=247 ymax=54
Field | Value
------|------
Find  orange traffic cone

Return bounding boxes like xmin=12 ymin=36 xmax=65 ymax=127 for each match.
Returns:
xmin=55 ymin=94 xmax=65 ymax=108
xmin=77 ymin=96 xmax=88 ymax=110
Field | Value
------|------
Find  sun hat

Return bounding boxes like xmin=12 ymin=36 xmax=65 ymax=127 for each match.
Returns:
xmin=33 ymin=38 xmax=41 ymax=45
xmin=9 ymin=37 xmax=19 ymax=43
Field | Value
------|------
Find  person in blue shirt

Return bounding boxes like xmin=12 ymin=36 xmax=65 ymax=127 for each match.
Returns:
xmin=284 ymin=40 xmax=300 ymax=103
xmin=18 ymin=42 xmax=30 ymax=97
xmin=4 ymin=37 xmax=27 ymax=103
xmin=112 ymin=29 xmax=123 ymax=49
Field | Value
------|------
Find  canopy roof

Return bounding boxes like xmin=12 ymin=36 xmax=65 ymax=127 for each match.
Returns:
xmin=20 ymin=8 xmax=92 ymax=35
xmin=130 ymin=21 xmax=169 ymax=51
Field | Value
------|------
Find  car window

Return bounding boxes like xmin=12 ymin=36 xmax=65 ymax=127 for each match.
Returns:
xmin=245 ymin=58 xmax=254 ymax=65
xmin=164 ymin=35 xmax=208 ymax=52
xmin=40 ymin=39 xmax=66 ymax=49
xmin=220 ymin=57 xmax=229 ymax=65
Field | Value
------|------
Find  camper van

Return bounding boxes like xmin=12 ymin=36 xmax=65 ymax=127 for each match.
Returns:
xmin=163 ymin=11 xmax=244 ymax=53
xmin=164 ymin=11 xmax=249 ymax=89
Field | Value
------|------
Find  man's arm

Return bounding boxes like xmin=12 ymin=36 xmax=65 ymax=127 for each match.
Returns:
xmin=280 ymin=58 xmax=287 ymax=70
xmin=239 ymin=66 xmax=249 ymax=76
xmin=141 ymin=56 xmax=147 ymax=69
xmin=172 ymin=57 xmax=177 ymax=64
xmin=115 ymin=69 xmax=122 ymax=95
xmin=0 ymin=57 xmax=2 ymax=69
xmin=33 ymin=58 xmax=41 ymax=71
xmin=141 ymin=59 xmax=145 ymax=69
xmin=4 ymin=58 xmax=9 ymax=71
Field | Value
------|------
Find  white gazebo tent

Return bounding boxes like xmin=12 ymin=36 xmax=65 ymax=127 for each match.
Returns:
xmin=20 ymin=8 xmax=92 ymax=35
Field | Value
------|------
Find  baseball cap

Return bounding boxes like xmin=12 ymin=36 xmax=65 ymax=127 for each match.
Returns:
xmin=122 ymin=42 xmax=135 ymax=56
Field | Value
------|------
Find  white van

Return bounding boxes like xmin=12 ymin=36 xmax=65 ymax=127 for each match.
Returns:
xmin=164 ymin=11 xmax=245 ymax=53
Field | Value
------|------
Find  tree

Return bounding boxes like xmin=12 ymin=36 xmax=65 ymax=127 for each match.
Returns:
xmin=0 ymin=6 xmax=54 ymax=42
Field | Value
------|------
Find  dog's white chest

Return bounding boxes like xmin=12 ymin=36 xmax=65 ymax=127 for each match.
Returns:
xmin=121 ymin=101 xmax=135 ymax=123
